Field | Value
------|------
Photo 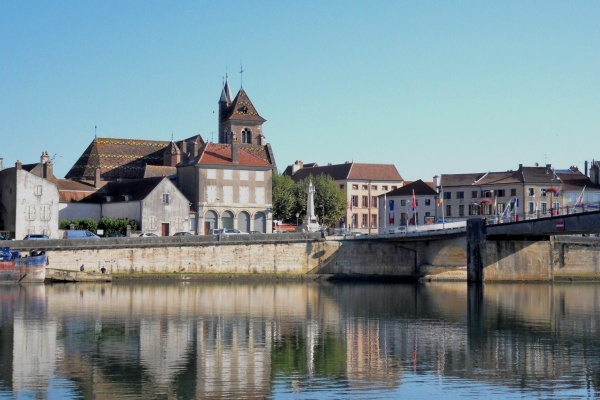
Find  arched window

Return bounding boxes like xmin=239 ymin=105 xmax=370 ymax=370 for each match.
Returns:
xmin=238 ymin=211 xmax=250 ymax=233
xmin=222 ymin=211 xmax=234 ymax=229
xmin=242 ymin=128 xmax=252 ymax=144
xmin=254 ymin=212 xmax=266 ymax=233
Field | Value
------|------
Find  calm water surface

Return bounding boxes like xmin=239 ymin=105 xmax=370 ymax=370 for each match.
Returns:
xmin=0 ymin=281 xmax=599 ymax=399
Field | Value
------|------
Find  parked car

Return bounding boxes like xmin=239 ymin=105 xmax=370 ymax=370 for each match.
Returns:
xmin=250 ymin=231 xmax=263 ymax=234
xmin=222 ymin=229 xmax=248 ymax=235
xmin=24 ymin=234 xmax=50 ymax=240
xmin=63 ymin=230 xmax=100 ymax=239
xmin=139 ymin=232 xmax=158 ymax=237
xmin=210 ymin=229 xmax=222 ymax=235
xmin=107 ymin=232 xmax=126 ymax=238
xmin=0 ymin=234 xmax=7 ymax=240
xmin=173 ymin=232 xmax=192 ymax=236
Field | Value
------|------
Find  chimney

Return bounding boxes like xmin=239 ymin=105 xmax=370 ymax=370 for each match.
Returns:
xmin=41 ymin=151 xmax=50 ymax=163
xmin=585 ymin=160 xmax=588 ymax=176
xmin=15 ymin=160 xmax=22 ymax=170
xmin=231 ymin=135 xmax=239 ymax=163
xmin=433 ymin=175 xmax=439 ymax=189
xmin=43 ymin=161 xmax=53 ymax=179
xmin=191 ymin=137 xmax=201 ymax=157
xmin=292 ymin=160 xmax=303 ymax=175
xmin=94 ymin=168 xmax=101 ymax=188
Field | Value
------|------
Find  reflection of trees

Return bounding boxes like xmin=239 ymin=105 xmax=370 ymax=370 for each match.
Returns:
xmin=271 ymin=327 xmax=346 ymax=378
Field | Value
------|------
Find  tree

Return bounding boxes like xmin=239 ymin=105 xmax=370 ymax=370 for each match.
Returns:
xmin=297 ymin=174 xmax=347 ymax=227
xmin=272 ymin=173 xmax=296 ymax=223
xmin=273 ymin=172 xmax=347 ymax=227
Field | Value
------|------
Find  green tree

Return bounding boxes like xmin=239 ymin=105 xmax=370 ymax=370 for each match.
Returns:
xmin=297 ymin=174 xmax=347 ymax=227
xmin=273 ymin=172 xmax=347 ymax=226
xmin=61 ymin=218 xmax=98 ymax=232
xmin=98 ymin=217 xmax=138 ymax=235
xmin=272 ymin=173 xmax=297 ymax=223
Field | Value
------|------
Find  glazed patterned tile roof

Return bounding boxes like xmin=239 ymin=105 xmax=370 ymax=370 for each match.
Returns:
xmin=287 ymin=162 xmax=403 ymax=182
xmin=194 ymin=143 xmax=274 ymax=167
xmin=222 ymin=89 xmax=266 ymax=123
xmin=143 ymin=165 xmax=177 ymax=178
xmin=65 ymin=137 xmax=172 ymax=180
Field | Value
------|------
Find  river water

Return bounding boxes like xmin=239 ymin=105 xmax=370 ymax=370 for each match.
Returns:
xmin=0 ymin=280 xmax=599 ymax=399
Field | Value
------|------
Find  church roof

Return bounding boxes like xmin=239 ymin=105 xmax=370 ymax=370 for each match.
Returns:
xmin=143 ymin=165 xmax=177 ymax=178
xmin=221 ymin=88 xmax=266 ymax=123
xmin=65 ymin=137 xmax=171 ymax=180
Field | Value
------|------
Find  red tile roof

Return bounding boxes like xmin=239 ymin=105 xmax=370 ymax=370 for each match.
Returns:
xmin=286 ymin=162 xmax=403 ymax=182
xmin=197 ymin=143 xmax=274 ymax=167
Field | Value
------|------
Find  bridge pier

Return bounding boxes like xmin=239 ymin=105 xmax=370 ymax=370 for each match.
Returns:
xmin=467 ymin=218 xmax=485 ymax=282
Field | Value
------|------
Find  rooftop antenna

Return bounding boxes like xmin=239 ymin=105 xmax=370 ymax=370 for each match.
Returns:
xmin=171 ymin=132 xmax=174 ymax=142
xmin=240 ymin=61 xmax=244 ymax=88
xmin=94 ymin=125 xmax=97 ymax=139
xmin=209 ymin=132 xmax=215 ymax=142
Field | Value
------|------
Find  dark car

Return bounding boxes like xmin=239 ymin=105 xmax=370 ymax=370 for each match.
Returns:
xmin=107 ymin=232 xmax=126 ymax=238
xmin=24 ymin=234 xmax=50 ymax=240
xmin=0 ymin=234 xmax=7 ymax=240
xmin=173 ymin=232 xmax=192 ymax=236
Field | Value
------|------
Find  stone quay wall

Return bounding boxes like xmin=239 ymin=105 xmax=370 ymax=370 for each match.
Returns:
xmin=16 ymin=233 xmax=459 ymax=278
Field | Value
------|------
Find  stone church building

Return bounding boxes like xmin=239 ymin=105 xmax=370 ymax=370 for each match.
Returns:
xmin=63 ymin=78 xmax=276 ymax=235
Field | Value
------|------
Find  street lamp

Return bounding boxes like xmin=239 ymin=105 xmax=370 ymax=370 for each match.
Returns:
xmin=296 ymin=212 xmax=300 ymax=226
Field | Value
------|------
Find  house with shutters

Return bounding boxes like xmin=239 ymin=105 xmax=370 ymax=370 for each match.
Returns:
xmin=438 ymin=163 xmax=600 ymax=222
xmin=0 ymin=154 xmax=60 ymax=239
xmin=378 ymin=179 xmax=438 ymax=232
xmin=284 ymin=160 xmax=403 ymax=235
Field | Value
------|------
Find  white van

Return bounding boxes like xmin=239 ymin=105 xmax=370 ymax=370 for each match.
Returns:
xmin=63 ymin=230 xmax=100 ymax=239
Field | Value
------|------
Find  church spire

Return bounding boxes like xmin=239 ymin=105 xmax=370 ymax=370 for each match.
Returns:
xmin=220 ymin=72 xmax=232 ymax=104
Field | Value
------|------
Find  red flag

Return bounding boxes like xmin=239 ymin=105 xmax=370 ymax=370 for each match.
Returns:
xmin=412 ymin=190 xmax=417 ymax=211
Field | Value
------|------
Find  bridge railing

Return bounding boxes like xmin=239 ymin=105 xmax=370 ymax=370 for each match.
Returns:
xmin=377 ymin=221 xmax=466 ymax=236
xmin=482 ymin=202 xmax=600 ymax=225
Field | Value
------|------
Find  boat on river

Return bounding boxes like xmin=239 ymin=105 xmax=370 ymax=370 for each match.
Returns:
xmin=0 ymin=247 xmax=47 ymax=283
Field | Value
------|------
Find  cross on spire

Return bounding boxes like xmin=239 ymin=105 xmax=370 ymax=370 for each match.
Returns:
xmin=240 ymin=61 xmax=244 ymax=88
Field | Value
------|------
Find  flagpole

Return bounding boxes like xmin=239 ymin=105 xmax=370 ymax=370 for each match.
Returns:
xmin=384 ymin=194 xmax=387 ymax=233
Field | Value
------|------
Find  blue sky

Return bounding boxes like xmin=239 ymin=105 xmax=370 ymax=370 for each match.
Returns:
xmin=1 ymin=1 xmax=599 ymax=181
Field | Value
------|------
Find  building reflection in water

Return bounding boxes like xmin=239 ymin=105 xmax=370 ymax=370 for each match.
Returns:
xmin=0 ymin=282 xmax=599 ymax=398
